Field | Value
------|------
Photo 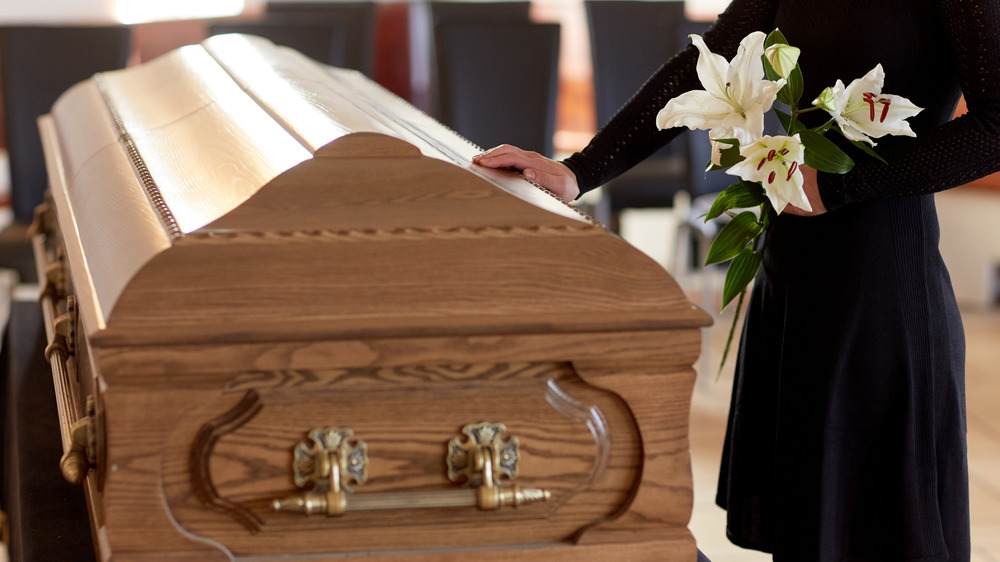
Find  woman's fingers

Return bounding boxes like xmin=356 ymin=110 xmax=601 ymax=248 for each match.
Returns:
xmin=472 ymin=145 xmax=580 ymax=202
xmin=472 ymin=144 xmax=537 ymax=169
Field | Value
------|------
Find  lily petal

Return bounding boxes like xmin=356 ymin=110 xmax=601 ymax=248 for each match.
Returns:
xmin=820 ymin=65 xmax=923 ymax=145
xmin=690 ymin=34 xmax=731 ymax=97
xmin=726 ymin=134 xmax=810 ymax=213
xmin=656 ymin=89 xmax=737 ymax=131
xmin=659 ymin=31 xmax=785 ymax=149
xmin=840 ymin=93 xmax=922 ymax=139
xmin=728 ymin=31 xmax=768 ymax=100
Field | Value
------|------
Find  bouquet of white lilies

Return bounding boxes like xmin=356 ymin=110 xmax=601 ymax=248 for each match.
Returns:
xmin=656 ymin=29 xmax=922 ymax=370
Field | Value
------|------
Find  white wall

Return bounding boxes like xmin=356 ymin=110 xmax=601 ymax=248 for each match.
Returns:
xmin=937 ymin=189 xmax=1000 ymax=309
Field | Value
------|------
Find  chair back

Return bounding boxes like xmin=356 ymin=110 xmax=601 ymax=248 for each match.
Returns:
xmin=424 ymin=2 xmax=532 ymax=118
xmin=585 ymin=1 xmax=685 ymax=130
xmin=0 ymin=26 xmax=131 ymax=223
xmin=208 ymin=22 xmax=350 ymax=67
xmin=211 ymin=2 xmax=377 ymax=75
xmin=430 ymin=1 xmax=531 ymax=24
xmin=583 ymin=1 xmax=689 ymax=222
xmin=434 ymin=20 xmax=560 ymax=157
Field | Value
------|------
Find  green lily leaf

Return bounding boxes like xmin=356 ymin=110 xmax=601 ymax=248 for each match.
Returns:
xmin=722 ymin=247 xmax=763 ymax=311
xmin=763 ymin=55 xmax=780 ymax=82
xmin=800 ymin=129 xmax=855 ymax=174
xmin=705 ymin=211 xmax=763 ymax=266
xmin=850 ymin=139 xmax=888 ymax=163
xmin=764 ymin=28 xmax=789 ymax=49
xmin=783 ymin=64 xmax=804 ymax=107
xmin=826 ymin=124 xmax=887 ymax=163
xmin=717 ymin=140 xmax=746 ymax=168
xmin=774 ymin=107 xmax=806 ymax=135
xmin=705 ymin=181 xmax=767 ymax=221
xmin=705 ymin=138 xmax=744 ymax=172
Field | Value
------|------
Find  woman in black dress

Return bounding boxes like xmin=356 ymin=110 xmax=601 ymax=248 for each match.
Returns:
xmin=473 ymin=0 xmax=1000 ymax=560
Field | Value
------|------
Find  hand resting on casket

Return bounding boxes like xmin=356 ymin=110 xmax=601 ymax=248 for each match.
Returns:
xmin=473 ymin=144 xmax=581 ymax=202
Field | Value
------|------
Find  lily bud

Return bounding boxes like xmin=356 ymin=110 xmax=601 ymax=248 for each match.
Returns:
xmin=812 ymin=86 xmax=838 ymax=112
xmin=764 ymin=43 xmax=800 ymax=79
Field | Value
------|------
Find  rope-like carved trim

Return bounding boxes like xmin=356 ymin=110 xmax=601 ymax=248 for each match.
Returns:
xmin=187 ymin=224 xmax=602 ymax=244
xmin=94 ymin=74 xmax=183 ymax=241
xmin=190 ymin=390 xmax=265 ymax=534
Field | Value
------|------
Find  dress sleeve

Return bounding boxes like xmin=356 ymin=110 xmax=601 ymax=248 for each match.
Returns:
xmin=562 ymin=0 xmax=781 ymax=195
xmin=818 ymin=0 xmax=1000 ymax=211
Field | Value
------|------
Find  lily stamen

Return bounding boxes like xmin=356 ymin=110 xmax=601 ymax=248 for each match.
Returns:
xmin=786 ymin=160 xmax=799 ymax=181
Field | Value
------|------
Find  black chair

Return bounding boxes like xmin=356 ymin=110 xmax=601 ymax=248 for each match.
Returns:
xmin=433 ymin=20 xmax=560 ymax=157
xmin=0 ymin=26 xmax=131 ymax=283
xmin=425 ymin=2 xmax=532 ymax=120
xmin=584 ymin=0 xmax=690 ymax=232
xmin=429 ymin=1 xmax=531 ymax=23
xmin=210 ymin=1 xmax=377 ymax=75
xmin=208 ymin=21 xmax=351 ymax=67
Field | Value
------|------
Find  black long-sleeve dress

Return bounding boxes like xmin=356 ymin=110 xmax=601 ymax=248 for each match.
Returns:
xmin=562 ymin=0 xmax=1000 ymax=560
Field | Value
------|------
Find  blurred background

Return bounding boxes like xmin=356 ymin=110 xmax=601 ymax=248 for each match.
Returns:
xmin=0 ymin=1 xmax=996 ymax=560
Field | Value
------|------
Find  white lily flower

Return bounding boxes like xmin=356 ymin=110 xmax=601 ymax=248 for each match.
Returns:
xmin=656 ymin=32 xmax=786 ymax=148
xmin=764 ymin=43 xmax=800 ymax=79
xmin=821 ymin=64 xmax=923 ymax=145
xmin=727 ymin=134 xmax=811 ymax=214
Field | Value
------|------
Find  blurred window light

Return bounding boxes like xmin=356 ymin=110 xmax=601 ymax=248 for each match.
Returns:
xmin=0 ymin=0 xmax=253 ymax=25
xmin=116 ymin=0 xmax=247 ymax=24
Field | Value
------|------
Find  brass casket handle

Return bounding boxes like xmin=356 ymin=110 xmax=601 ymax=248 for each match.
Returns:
xmin=273 ymin=423 xmax=550 ymax=516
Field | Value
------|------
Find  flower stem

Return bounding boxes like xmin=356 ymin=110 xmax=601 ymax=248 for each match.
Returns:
xmin=715 ymin=206 xmax=767 ymax=379
xmin=716 ymin=287 xmax=746 ymax=381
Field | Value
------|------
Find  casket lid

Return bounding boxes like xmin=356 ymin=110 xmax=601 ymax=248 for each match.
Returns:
xmin=40 ymin=34 xmax=709 ymax=347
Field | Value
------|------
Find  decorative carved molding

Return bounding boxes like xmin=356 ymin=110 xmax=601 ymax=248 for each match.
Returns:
xmin=190 ymin=390 xmax=266 ymax=533
xmin=186 ymin=224 xmax=601 ymax=244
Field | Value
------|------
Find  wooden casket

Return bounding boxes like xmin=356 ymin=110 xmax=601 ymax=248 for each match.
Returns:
xmin=30 ymin=34 xmax=712 ymax=561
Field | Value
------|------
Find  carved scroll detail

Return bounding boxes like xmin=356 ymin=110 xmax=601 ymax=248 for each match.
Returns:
xmin=190 ymin=390 xmax=265 ymax=533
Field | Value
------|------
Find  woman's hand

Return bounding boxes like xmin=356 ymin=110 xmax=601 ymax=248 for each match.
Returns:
xmin=472 ymin=144 xmax=581 ymax=202
xmin=783 ymin=165 xmax=828 ymax=216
